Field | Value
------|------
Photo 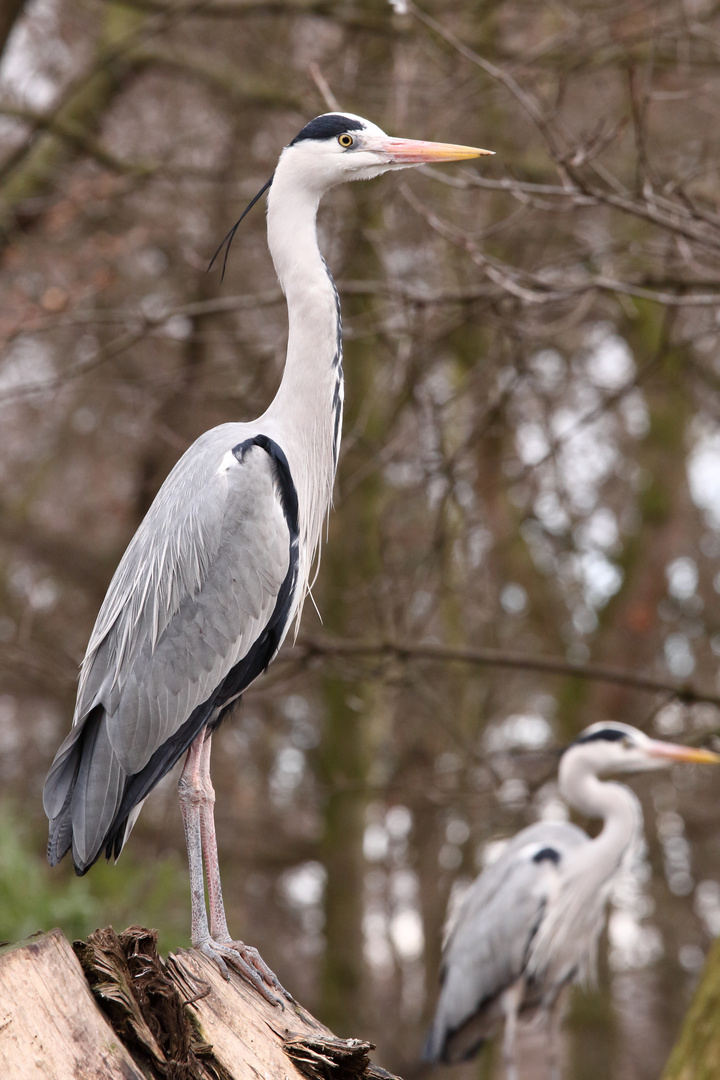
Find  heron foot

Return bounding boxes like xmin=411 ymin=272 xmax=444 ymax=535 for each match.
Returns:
xmin=195 ymin=936 xmax=292 ymax=1006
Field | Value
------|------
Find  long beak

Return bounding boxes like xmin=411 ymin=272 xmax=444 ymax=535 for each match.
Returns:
xmin=646 ymin=738 xmax=720 ymax=765
xmin=367 ymin=136 xmax=493 ymax=164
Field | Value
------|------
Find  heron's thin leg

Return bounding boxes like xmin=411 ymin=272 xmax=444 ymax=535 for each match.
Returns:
xmin=178 ymin=733 xmax=212 ymax=947
xmin=501 ymin=982 xmax=523 ymax=1080
xmin=193 ymin=731 xmax=290 ymax=1004
xmin=196 ymin=732 xmax=231 ymax=940
xmin=546 ymin=997 xmax=564 ymax=1080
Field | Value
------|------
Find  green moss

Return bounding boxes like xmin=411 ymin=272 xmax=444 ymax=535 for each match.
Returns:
xmin=662 ymin=937 xmax=720 ymax=1080
xmin=0 ymin=800 xmax=189 ymax=953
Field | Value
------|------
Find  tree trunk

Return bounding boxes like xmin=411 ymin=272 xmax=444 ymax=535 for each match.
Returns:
xmin=661 ymin=935 xmax=720 ymax=1080
xmin=0 ymin=926 xmax=400 ymax=1080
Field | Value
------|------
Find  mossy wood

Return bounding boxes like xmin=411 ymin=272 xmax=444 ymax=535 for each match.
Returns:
xmin=0 ymin=926 xmax=399 ymax=1080
xmin=661 ymin=934 xmax=720 ymax=1080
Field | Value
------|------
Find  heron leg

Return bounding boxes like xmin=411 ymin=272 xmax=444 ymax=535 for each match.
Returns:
xmin=178 ymin=732 xmax=212 ymax=946
xmin=178 ymin=730 xmax=289 ymax=1005
xmin=195 ymin=731 xmax=230 ymax=940
xmin=501 ymin=982 xmax=523 ymax=1080
xmin=545 ymin=997 xmax=564 ymax=1080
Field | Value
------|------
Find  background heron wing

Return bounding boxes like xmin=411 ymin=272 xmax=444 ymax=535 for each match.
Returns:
xmin=426 ymin=821 xmax=587 ymax=1061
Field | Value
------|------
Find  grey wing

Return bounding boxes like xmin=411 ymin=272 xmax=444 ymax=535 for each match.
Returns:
xmin=44 ymin=427 xmax=297 ymax=870
xmin=424 ymin=821 xmax=587 ymax=1064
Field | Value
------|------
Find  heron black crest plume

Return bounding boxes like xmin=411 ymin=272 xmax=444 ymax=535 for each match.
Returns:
xmin=208 ymin=173 xmax=274 ymax=280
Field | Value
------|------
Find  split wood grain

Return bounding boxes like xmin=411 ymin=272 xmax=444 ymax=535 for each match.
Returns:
xmin=0 ymin=928 xmax=145 ymax=1080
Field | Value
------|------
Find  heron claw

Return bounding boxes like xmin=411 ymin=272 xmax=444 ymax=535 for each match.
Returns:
xmin=195 ymin=936 xmax=291 ymax=1006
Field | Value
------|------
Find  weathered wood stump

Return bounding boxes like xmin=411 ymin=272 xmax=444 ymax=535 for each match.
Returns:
xmin=0 ymin=927 xmax=400 ymax=1080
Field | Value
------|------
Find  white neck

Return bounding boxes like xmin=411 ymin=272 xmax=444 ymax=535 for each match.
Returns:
xmin=261 ymin=160 xmax=344 ymax=613
xmin=561 ymin=764 xmax=642 ymax=866
xmin=528 ymin=763 xmax=642 ymax=985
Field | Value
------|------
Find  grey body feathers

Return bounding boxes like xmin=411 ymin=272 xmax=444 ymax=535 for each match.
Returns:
xmin=424 ymin=821 xmax=587 ymax=1064
xmin=44 ymin=424 xmax=297 ymax=872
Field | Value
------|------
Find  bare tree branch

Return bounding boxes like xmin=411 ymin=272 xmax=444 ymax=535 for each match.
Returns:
xmin=0 ymin=104 xmax=156 ymax=177
xmin=289 ymin=637 xmax=720 ymax=709
xmin=0 ymin=0 xmax=27 ymax=64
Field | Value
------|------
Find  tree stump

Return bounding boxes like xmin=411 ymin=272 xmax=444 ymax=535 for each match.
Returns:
xmin=0 ymin=929 xmax=145 ymax=1079
xmin=661 ymin=934 xmax=720 ymax=1080
xmin=0 ymin=927 xmax=400 ymax=1080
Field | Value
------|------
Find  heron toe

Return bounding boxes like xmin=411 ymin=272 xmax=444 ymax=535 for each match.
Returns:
xmin=195 ymin=936 xmax=289 ymax=1006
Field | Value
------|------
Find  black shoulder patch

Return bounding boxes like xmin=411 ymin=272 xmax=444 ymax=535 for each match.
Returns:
xmin=232 ymin=435 xmax=299 ymax=534
xmin=290 ymin=114 xmax=365 ymax=145
xmin=574 ymin=727 xmax=627 ymax=745
xmin=532 ymin=846 xmax=561 ymax=865
xmin=218 ymin=434 xmax=300 ymax=697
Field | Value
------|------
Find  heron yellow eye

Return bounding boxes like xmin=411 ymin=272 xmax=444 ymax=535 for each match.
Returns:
xmin=338 ymin=134 xmax=354 ymax=148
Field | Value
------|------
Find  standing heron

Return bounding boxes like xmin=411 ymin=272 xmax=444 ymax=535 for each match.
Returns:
xmin=423 ymin=722 xmax=720 ymax=1076
xmin=43 ymin=113 xmax=492 ymax=1002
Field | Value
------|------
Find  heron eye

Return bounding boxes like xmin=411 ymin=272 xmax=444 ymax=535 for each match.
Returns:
xmin=338 ymin=133 xmax=354 ymax=148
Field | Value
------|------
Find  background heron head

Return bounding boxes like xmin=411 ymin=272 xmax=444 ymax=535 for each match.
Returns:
xmin=563 ymin=721 xmax=720 ymax=780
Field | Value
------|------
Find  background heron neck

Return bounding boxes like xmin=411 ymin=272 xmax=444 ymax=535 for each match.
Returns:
xmin=528 ymin=774 xmax=642 ymax=987
xmin=564 ymin=771 xmax=642 ymax=863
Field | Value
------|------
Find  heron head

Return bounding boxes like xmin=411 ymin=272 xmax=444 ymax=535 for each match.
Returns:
xmin=210 ymin=113 xmax=492 ymax=277
xmin=565 ymin=721 xmax=720 ymax=777
xmin=280 ymin=112 xmax=493 ymax=190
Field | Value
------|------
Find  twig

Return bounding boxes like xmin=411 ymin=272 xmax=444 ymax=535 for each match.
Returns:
xmin=407 ymin=1 xmax=548 ymax=131
xmin=308 ymin=63 xmax=340 ymax=112
xmin=289 ymin=636 xmax=720 ymax=708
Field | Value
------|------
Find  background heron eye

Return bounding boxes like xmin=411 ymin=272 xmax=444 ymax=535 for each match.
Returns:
xmin=338 ymin=133 xmax=354 ymax=148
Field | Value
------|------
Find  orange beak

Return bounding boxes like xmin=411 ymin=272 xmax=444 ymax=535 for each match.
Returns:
xmin=646 ymin=739 xmax=720 ymax=765
xmin=367 ymin=136 xmax=493 ymax=164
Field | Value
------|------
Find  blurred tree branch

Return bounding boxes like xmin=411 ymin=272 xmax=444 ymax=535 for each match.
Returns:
xmin=118 ymin=0 xmax=400 ymax=31
xmin=405 ymin=185 xmax=720 ymax=311
xmin=0 ymin=2 xmax=149 ymax=244
xmin=291 ymin=636 xmax=720 ymax=710
xmin=0 ymin=104 xmax=157 ymax=178
xmin=0 ymin=0 xmax=27 ymax=61
xmin=0 ymin=0 xmax=297 ymax=247
xmin=131 ymin=43 xmax=301 ymax=107
xmin=0 ymin=508 xmax=115 ymax=592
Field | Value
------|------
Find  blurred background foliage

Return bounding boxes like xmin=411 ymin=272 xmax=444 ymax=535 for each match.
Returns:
xmin=2 ymin=1 xmax=720 ymax=1078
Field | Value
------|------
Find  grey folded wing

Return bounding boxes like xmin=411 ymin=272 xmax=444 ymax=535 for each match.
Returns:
xmin=424 ymin=821 xmax=587 ymax=1063
xmin=43 ymin=429 xmax=296 ymax=870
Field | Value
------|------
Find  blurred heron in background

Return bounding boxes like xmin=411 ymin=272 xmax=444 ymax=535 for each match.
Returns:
xmin=424 ymin=722 xmax=720 ymax=1077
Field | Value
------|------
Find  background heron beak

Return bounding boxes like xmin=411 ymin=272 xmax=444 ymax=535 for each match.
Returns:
xmin=370 ymin=137 xmax=494 ymax=164
xmin=646 ymin=739 xmax=720 ymax=764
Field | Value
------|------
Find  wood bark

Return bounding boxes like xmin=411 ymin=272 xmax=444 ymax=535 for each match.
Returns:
xmin=661 ymin=935 xmax=720 ymax=1080
xmin=0 ymin=928 xmax=145 ymax=1080
xmin=0 ymin=926 xmax=400 ymax=1080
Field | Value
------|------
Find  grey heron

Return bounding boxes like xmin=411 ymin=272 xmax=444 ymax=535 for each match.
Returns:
xmin=423 ymin=722 xmax=720 ymax=1076
xmin=42 ymin=113 xmax=492 ymax=1002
